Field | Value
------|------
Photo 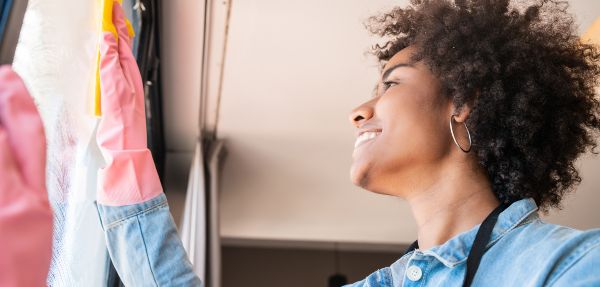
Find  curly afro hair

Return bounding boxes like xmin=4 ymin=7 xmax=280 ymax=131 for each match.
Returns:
xmin=367 ymin=0 xmax=600 ymax=210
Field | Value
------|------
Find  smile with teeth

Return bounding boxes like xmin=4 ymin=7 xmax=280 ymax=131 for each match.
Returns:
xmin=354 ymin=131 xmax=381 ymax=148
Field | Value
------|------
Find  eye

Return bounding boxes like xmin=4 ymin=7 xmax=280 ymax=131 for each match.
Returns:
xmin=382 ymin=81 xmax=398 ymax=91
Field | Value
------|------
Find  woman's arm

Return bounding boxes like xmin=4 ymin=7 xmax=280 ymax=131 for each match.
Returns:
xmin=95 ymin=2 xmax=202 ymax=286
xmin=96 ymin=194 xmax=201 ymax=286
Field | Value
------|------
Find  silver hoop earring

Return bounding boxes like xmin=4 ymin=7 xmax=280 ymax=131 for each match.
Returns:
xmin=449 ymin=115 xmax=472 ymax=153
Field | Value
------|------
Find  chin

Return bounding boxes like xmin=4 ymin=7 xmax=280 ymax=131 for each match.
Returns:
xmin=350 ymin=162 xmax=377 ymax=191
xmin=350 ymin=163 xmax=395 ymax=196
xmin=350 ymin=172 xmax=366 ymax=188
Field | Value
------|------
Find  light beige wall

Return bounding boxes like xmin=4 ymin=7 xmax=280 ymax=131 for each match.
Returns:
xmin=160 ymin=0 xmax=205 ymax=152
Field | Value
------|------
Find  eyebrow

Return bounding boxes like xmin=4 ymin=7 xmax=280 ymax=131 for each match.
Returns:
xmin=381 ymin=63 xmax=414 ymax=82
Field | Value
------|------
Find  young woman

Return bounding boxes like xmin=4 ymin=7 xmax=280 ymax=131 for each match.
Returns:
xmin=1 ymin=0 xmax=599 ymax=286
xmin=347 ymin=0 xmax=600 ymax=286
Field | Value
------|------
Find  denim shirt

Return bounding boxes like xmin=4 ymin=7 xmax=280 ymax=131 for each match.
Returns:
xmin=96 ymin=194 xmax=203 ymax=287
xmin=346 ymin=198 xmax=600 ymax=287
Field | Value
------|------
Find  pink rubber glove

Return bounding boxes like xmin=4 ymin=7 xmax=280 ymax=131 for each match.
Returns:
xmin=97 ymin=0 xmax=163 ymax=205
xmin=0 ymin=66 xmax=53 ymax=287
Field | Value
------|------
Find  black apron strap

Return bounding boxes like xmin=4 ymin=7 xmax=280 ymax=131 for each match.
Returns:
xmin=404 ymin=239 xmax=419 ymax=255
xmin=463 ymin=203 xmax=508 ymax=287
xmin=402 ymin=203 xmax=509 ymax=287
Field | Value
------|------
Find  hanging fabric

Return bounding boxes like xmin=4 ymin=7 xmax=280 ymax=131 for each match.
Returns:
xmin=0 ymin=0 xmax=15 ymax=52
xmin=12 ymin=0 xmax=108 ymax=285
xmin=133 ymin=0 xmax=165 ymax=179
xmin=179 ymin=139 xmax=225 ymax=287
xmin=180 ymin=141 xmax=208 ymax=281
xmin=0 ymin=0 xmax=27 ymax=65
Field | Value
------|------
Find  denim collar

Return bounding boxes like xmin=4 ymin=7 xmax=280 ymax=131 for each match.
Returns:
xmin=415 ymin=198 xmax=539 ymax=268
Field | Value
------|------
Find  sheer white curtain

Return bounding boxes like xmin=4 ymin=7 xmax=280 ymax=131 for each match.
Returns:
xmin=180 ymin=142 xmax=208 ymax=280
xmin=179 ymin=140 xmax=224 ymax=287
xmin=12 ymin=0 xmax=107 ymax=285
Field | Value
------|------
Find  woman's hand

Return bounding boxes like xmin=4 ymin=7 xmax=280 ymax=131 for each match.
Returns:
xmin=97 ymin=0 xmax=163 ymax=205
xmin=0 ymin=66 xmax=53 ymax=287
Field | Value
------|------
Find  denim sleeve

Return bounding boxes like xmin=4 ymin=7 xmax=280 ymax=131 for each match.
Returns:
xmin=344 ymin=267 xmax=393 ymax=287
xmin=96 ymin=193 xmax=203 ymax=287
xmin=547 ymin=233 xmax=600 ymax=287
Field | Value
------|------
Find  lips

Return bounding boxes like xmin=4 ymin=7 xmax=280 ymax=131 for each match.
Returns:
xmin=354 ymin=130 xmax=382 ymax=148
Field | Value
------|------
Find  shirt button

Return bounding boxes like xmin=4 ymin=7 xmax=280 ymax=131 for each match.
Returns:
xmin=406 ymin=265 xmax=422 ymax=281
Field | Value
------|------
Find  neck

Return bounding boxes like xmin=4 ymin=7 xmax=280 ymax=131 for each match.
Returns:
xmin=405 ymin=159 xmax=500 ymax=251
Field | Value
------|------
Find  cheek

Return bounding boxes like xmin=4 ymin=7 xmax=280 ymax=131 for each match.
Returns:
xmin=374 ymin=90 xmax=450 ymax=170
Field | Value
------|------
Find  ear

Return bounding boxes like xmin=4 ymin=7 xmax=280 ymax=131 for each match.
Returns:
xmin=452 ymin=104 xmax=472 ymax=123
xmin=451 ymin=91 xmax=479 ymax=123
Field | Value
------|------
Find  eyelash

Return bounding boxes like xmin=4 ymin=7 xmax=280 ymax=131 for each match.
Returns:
xmin=382 ymin=81 xmax=398 ymax=91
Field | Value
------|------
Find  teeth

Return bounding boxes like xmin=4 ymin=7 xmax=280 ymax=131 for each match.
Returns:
xmin=354 ymin=131 xmax=381 ymax=148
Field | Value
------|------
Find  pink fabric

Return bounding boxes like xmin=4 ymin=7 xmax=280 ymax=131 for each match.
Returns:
xmin=97 ymin=1 xmax=163 ymax=206
xmin=0 ymin=66 xmax=53 ymax=287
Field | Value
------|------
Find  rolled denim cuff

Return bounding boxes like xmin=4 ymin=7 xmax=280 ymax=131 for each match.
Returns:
xmin=97 ymin=193 xmax=167 ymax=229
xmin=96 ymin=193 xmax=203 ymax=286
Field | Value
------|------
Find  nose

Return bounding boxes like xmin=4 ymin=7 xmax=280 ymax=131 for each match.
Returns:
xmin=349 ymin=99 xmax=375 ymax=128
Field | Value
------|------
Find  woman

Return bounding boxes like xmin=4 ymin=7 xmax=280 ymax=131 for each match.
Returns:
xmin=347 ymin=0 xmax=600 ymax=286
xmin=1 ymin=0 xmax=599 ymax=286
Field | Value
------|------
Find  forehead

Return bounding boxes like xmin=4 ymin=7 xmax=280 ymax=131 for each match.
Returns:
xmin=382 ymin=46 xmax=418 ymax=72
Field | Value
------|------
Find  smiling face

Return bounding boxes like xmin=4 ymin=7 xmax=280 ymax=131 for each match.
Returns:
xmin=349 ymin=46 xmax=456 ymax=197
